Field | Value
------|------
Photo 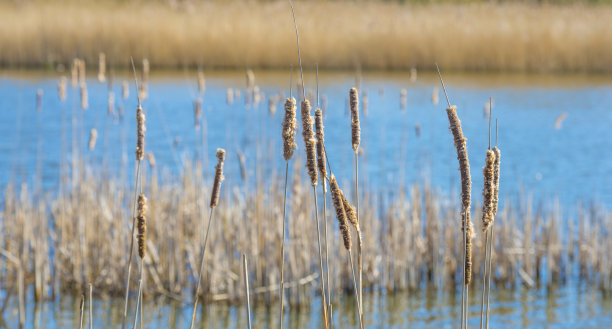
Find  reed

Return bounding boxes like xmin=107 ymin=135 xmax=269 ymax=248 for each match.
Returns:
xmin=243 ymin=254 xmax=252 ymax=329
xmin=190 ymin=148 xmax=226 ymax=329
xmin=349 ymin=86 xmax=363 ymax=324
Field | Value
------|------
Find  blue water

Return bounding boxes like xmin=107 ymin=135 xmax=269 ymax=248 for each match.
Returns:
xmin=1 ymin=70 xmax=612 ymax=211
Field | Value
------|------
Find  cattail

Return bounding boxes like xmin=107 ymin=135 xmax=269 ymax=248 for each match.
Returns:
xmin=349 ymin=87 xmax=360 ymax=152
xmin=137 ymin=194 xmax=147 ymax=259
xmin=122 ymin=80 xmax=129 ymax=100
xmin=58 ymin=77 xmax=67 ymax=102
xmin=282 ymin=98 xmax=297 ymax=161
xmin=197 ymin=71 xmax=206 ymax=93
xmin=246 ymin=69 xmax=255 ymax=90
xmin=341 ymin=191 xmax=358 ymax=229
xmin=301 ymin=100 xmax=318 ymax=187
xmin=71 ymin=59 xmax=79 ymax=87
xmin=147 ymin=152 xmax=156 ymax=168
xmin=446 ymin=105 xmax=473 ymax=285
xmin=194 ymin=98 xmax=202 ymax=130
xmin=330 ymin=175 xmax=351 ymax=250
xmin=400 ymin=88 xmax=407 ymax=110
xmin=108 ymin=92 xmax=115 ymax=116
xmin=98 ymin=53 xmax=106 ymax=83
xmin=481 ymin=149 xmax=496 ymax=232
xmin=88 ymin=129 xmax=98 ymax=150
xmin=268 ymin=98 xmax=276 ymax=116
xmin=36 ymin=89 xmax=43 ymax=111
xmin=226 ymin=88 xmax=234 ymax=105
xmin=465 ymin=218 xmax=474 ymax=285
xmin=314 ymin=108 xmax=327 ymax=191
xmin=136 ymin=105 xmax=146 ymax=161
xmin=492 ymin=146 xmax=501 ymax=216
xmin=142 ymin=58 xmax=150 ymax=82
xmin=80 ymin=83 xmax=88 ymax=110
xmin=432 ymin=87 xmax=439 ymax=105
xmin=210 ymin=148 xmax=226 ymax=208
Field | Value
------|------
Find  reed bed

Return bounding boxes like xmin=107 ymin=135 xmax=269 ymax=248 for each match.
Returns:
xmin=1 ymin=160 xmax=610 ymax=305
xmin=2 ymin=2 xmax=612 ymax=72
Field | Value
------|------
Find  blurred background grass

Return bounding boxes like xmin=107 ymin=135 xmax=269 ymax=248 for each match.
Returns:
xmin=2 ymin=0 xmax=612 ymax=72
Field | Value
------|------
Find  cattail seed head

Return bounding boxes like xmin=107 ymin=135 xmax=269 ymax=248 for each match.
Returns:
xmin=281 ymin=97 xmax=297 ymax=161
xmin=301 ymin=100 xmax=318 ymax=187
xmin=136 ymin=105 xmax=146 ymax=161
xmin=330 ymin=175 xmax=351 ymax=250
xmin=314 ymin=108 xmax=327 ymax=191
xmin=210 ymin=148 xmax=226 ymax=208
xmin=349 ymin=87 xmax=360 ymax=152
xmin=88 ymin=129 xmax=98 ymax=150
xmin=481 ymin=149 xmax=496 ymax=232
xmin=464 ymin=216 xmax=474 ymax=285
xmin=446 ymin=106 xmax=471 ymax=211
xmin=492 ymin=146 xmax=501 ymax=217
xmin=137 ymin=194 xmax=147 ymax=259
xmin=340 ymin=191 xmax=358 ymax=229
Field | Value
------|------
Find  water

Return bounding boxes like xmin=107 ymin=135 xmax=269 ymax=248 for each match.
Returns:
xmin=1 ymin=70 xmax=612 ymax=327
xmin=1 ymin=285 xmax=611 ymax=328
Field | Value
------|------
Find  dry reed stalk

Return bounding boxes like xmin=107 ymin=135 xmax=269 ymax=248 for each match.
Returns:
xmin=108 ymin=92 xmax=115 ymax=116
xmin=79 ymin=294 xmax=85 ymax=329
xmin=142 ymin=58 xmax=150 ymax=83
xmin=71 ymin=59 xmax=79 ymax=88
xmin=485 ymin=145 xmax=501 ymax=329
xmin=432 ymin=87 xmax=439 ymax=105
xmin=190 ymin=148 xmax=225 ymax=329
xmin=138 ymin=83 xmax=148 ymax=101
xmin=88 ymin=129 xmax=98 ymax=151
xmin=194 ymin=98 xmax=202 ymax=130
xmin=80 ymin=83 xmax=88 ymax=110
xmin=147 ymin=152 xmax=156 ymax=169
xmin=58 ymin=76 xmax=67 ymax=102
xmin=400 ymin=89 xmax=407 ymax=110
xmin=122 ymin=80 xmax=129 ymax=100
xmin=246 ymin=69 xmax=255 ymax=90
xmin=197 ymin=71 xmax=206 ymax=93
xmin=89 ymin=283 xmax=93 ymax=329
xmin=349 ymin=86 xmax=363 ymax=323
xmin=98 ymin=52 xmax=106 ymax=83
xmin=78 ymin=59 xmax=86 ymax=86
xmin=243 ymin=254 xmax=252 ymax=329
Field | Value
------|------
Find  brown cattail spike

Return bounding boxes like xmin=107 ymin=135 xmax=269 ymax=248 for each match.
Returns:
xmin=301 ymin=100 xmax=318 ymax=187
xmin=314 ymin=108 xmax=327 ymax=191
xmin=136 ymin=105 xmax=146 ymax=161
xmin=137 ymin=194 xmax=147 ymax=259
xmin=481 ymin=149 xmax=496 ymax=232
xmin=341 ymin=191 xmax=358 ymax=229
xmin=465 ymin=218 xmax=474 ymax=285
xmin=210 ymin=148 xmax=226 ymax=208
xmin=446 ymin=106 xmax=471 ymax=211
xmin=350 ymin=87 xmax=360 ymax=152
xmin=330 ymin=175 xmax=351 ymax=250
xmin=492 ymin=146 xmax=501 ymax=217
xmin=281 ymin=98 xmax=297 ymax=161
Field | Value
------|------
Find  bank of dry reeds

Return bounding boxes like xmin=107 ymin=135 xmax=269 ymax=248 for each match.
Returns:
xmin=2 ymin=2 xmax=612 ymax=72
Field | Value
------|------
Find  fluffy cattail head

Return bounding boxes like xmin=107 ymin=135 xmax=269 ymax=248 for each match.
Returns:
xmin=446 ymin=106 xmax=471 ymax=211
xmin=492 ymin=146 xmax=501 ymax=217
xmin=349 ymin=87 xmax=360 ymax=152
xmin=330 ymin=175 xmax=351 ymax=250
xmin=314 ymin=108 xmax=327 ymax=191
xmin=88 ymin=129 xmax=98 ymax=150
xmin=137 ymin=194 xmax=147 ymax=259
xmin=210 ymin=148 xmax=226 ymax=208
xmin=481 ymin=149 xmax=496 ymax=232
xmin=281 ymin=98 xmax=297 ymax=161
xmin=301 ymin=100 xmax=318 ymax=187
xmin=136 ymin=105 xmax=146 ymax=161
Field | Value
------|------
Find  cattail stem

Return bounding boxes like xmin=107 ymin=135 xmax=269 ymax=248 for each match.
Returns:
xmin=89 ymin=283 xmax=93 ymax=329
xmin=189 ymin=207 xmax=215 ymax=329
xmin=348 ymin=251 xmax=364 ymax=329
xmin=479 ymin=229 xmax=490 ymax=329
xmin=323 ymin=187 xmax=332 ymax=329
xmin=313 ymin=187 xmax=329 ymax=329
xmin=121 ymin=160 xmax=142 ymax=329
xmin=243 ymin=254 xmax=252 ymax=329
xmin=79 ymin=294 xmax=85 ymax=329
xmin=279 ymin=161 xmax=289 ymax=329
xmin=485 ymin=226 xmax=494 ymax=329
xmin=132 ymin=262 xmax=144 ymax=329
xmin=355 ymin=152 xmax=362 ymax=325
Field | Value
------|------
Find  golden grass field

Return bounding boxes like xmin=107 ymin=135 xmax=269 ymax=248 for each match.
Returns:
xmin=2 ymin=1 xmax=612 ymax=72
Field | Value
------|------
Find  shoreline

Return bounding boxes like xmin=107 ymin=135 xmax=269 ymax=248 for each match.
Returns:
xmin=2 ymin=2 xmax=612 ymax=72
